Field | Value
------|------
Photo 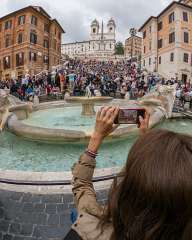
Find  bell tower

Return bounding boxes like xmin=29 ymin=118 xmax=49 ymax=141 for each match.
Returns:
xmin=107 ymin=18 xmax=116 ymax=40
xmin=90 ymin=19 xmax=99 ymax=40
xmin=107 ymin=18 xmax=116 ymax=33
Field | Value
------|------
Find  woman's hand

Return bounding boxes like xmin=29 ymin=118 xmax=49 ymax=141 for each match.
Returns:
xmin=87 ymin=106 xmax=119 ymax=153
xmin=94 ymin=106 xmax=119 ymax=139
xmin=138 ymin=110 xmax=150 ymax=135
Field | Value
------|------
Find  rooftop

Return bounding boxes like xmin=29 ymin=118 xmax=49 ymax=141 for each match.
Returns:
xmin=0 ymin=5 xmax=65 ymax=33
xmin=126 ymin=35 xmax=142 ymax=41
xmin=139 ymin=0 xmax=192 ymax=31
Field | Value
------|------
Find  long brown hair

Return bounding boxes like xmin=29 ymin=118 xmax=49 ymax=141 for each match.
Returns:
xmin=101 ymin=130 xmax=192 ymax=240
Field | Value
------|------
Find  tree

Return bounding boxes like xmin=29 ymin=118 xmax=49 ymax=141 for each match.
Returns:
xmin=115 ymin=41 xmax=124 ymax=55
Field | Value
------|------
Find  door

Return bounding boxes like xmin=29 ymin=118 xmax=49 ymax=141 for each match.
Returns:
xmin=182 ymin=74 xmax=187 ymax=84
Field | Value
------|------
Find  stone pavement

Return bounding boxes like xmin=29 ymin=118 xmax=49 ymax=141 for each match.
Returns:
xmin=0 ymin=188 xmax=108 ymax=240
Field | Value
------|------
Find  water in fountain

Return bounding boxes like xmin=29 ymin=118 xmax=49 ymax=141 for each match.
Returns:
xmin=0 ymin=118 xmax=192 ymax=172
xmin=22 ymin=106 xmax=97 ymax=132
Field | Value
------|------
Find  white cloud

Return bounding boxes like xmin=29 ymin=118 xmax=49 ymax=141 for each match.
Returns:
xmin=0 ymin=0 xmax=173 ymax=43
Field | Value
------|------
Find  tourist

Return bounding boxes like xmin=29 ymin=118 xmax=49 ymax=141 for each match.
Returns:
xmin=0 ymin=59 xmax=162 ymax=101
xmin=120 ymin=83 xmax=127 ymax=99
xmin=64 ymin=106 xmax=192 ymax=240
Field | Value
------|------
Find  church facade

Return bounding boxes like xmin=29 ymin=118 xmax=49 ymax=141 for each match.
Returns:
xmin=61 ymin=18 xmax=116 ymax=59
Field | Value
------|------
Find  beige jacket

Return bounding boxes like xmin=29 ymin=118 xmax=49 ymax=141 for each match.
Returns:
xmin=71 ymin=153 xmax=113 ymax=240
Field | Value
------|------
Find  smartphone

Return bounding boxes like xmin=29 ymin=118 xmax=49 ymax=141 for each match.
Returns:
xmin=114 ymin=108 xmax=146 ymax=124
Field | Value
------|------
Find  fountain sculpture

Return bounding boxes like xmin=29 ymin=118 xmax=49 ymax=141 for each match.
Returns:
xmin=65 ymin=96 xmax=113 ymax=116
xmin=0 ymin=89 xmax=32 ymax=131
xmin=65 ymin=86 xmax=113 ymax=116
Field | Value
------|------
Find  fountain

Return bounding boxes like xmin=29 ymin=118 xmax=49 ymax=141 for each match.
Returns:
xmin=1 ymin=84 xmax=192 ymax=240
xmin=65 ymin=86 xmax=113 ymax=116
xmin=0 ymin=85 xmax=182 ymax=173
xmin=0 ymin=85 xmax=177 ymax=144
xmin=65 ymin=96 xmax=113 ymax=116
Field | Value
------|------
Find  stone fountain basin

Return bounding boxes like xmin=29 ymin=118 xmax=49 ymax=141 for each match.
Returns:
xmin=65 ymin=96 xmax=113 ymax=103
xmin=7 ymin=113 xmax=138 ymax=143
xmin=65 ymin=96 xmax=113 ymax=116
xmin=7 ymin=100 xmax=164 ymax=144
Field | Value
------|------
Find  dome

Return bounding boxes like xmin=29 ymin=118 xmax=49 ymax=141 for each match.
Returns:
xmin=91 ymin=19 xmax=99 ymax=26
xmin=107 ymin=18 xmax=116 ymax=27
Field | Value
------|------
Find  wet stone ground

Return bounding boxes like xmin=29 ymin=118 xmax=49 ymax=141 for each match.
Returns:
xmin=0 ymin=189 xmax=108 ymax=240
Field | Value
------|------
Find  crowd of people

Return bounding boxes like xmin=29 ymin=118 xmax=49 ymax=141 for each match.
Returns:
xmin=0 ymin=59 xmax=192 ymax=110
xmin=175 ymin=81 xmax=192 ymax=109
xmin=0 ymin=59 xmax=160 ymax=101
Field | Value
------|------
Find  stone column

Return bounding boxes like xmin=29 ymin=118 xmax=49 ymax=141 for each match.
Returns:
xmin=81 ymin=102 xmax=95 ymax=116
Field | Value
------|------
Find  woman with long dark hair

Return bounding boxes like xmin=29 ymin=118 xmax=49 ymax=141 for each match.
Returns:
xmin=65 ymin=106 xmax=192 ymax=240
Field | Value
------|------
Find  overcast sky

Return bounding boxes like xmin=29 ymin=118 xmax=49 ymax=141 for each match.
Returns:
xmin=1 ymin=0 xmax=172 ymax=43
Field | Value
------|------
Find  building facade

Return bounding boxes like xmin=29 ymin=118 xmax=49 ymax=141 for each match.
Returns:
xmin=139 ymin=0 xmax=192 ymax=82
xmin=62 ymin=19 xmax=116 ymax=59
xmin=124 ymin=35 xmax=142 ymax=60
xmin=0 ymin=6 xmax=64 ymax=80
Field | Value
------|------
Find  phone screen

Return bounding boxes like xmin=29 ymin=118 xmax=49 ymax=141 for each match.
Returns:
xmin=114 ymin=109 xmax=145 ymax=124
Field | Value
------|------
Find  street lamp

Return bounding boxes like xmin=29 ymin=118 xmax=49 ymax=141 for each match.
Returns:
xmin=129 ymin=28 xmax=137 ymax=63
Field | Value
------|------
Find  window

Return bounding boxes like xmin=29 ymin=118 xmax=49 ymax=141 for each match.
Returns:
xmin=3 ymin=56 xmax=11 ymax=69
xmin=30 ymin=32 xmax=37 ymax=44
xmin=170 ymin=52 xmax=174 ymax=62
xmin=144 ymin=46 xmax=146 ymax=54
xmin=149 ymin=58 xmax=151 ymax=66
xmin=149 ymin=26 xmax=152 ymax=33
xmin=16 ymin=52 xmax=24 ymax=66
xmin=44 ymin=55 xmax=49 ymax=64
xmin=31 ymin=15 xmax=37 ymax=25
xmin=17 ymin=33 xmax=23 ymax=44
xmin=184 ymin=53 xmax=189 ymax=63
xmin=44 ymin=39 xmax=49 ymax=48
xmin=29 ymin=52 xmax=37 ymax=61
xmin=159 ymin=56 xmax=161 ymax=64
xmin=57 ymin=43 xmax=60 ymax=52
xmin=55 ymin=27 xmax=57 ymax=35
xmin=58 ymin=32 xmax=61 ymax=40
xmin=158 ymin=39 xmax=163 ymax=49
xmin=18 ymin=15 xmax=25 ymax=25
xmin=158 ymin=21 xmax=163 ymax=31
xmin=143 ymin=60 xmax=145 ymax=67
xmin=53 ymin=39 xmax=57 ymax=50
xmin=169 ymin=12 xmax=175 ymax=23
xmin=44 ymin=23 xmax=49 ymax=33
xmin=5 ymin=35 xmax=11 ymax=47
xmin=184 ymin=32 xmax=189 ymax=43
xmin=183 ymin=12 xmax=188 ymax=22
xmin=5 ymin=20 xmax=12 ymax=30
xmin=93 ymin=28 xmax=96 ymax=33
xmin=149 ymin=41 xmax=152 ymax=51
xmin=169 ymin=32 xmax=175 ymax=43
xmin=143 ymin=30 xmax=146 ymax=39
